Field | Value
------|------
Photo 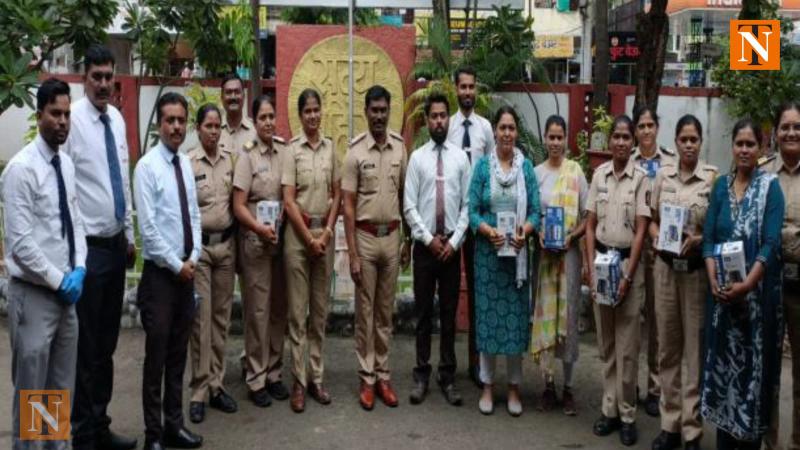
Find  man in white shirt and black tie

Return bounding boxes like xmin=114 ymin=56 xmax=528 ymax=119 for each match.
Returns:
xmin=405 ymin=93 xmax=471 ymax=406
xmin=2 ymin=78 xmax=87 ymax=450
xmin=63 ymin=44 xmax=137 ymax=450
xmin=446 ymin=67 xmax=495 ymax=386
xmin=134 ymin=93 xmax=202 ymax=450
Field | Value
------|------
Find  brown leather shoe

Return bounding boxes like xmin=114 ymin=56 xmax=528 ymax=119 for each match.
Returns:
xmin=376 ymin=380 xmax=399 ymax=407
xmin=359 ymin=381 xmax=375 ymax=411
xmin=290 ymin=381 xmax=305 ymax=413
xmin=308 ymin=382 xmax=331 ymax=405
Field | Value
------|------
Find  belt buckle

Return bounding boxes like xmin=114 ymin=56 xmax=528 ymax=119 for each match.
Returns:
xmin=673 ymin=258 xmax=689 ymax=272
xmin=310 ymin=217 xmax=324 ymax=229
xmin=376 ymin=224 xmax=388 ymax=237
xmin=785 ymin=263 xmax=799 ymax=281
xmin=208 ymin=232 xmax=222 ymax=246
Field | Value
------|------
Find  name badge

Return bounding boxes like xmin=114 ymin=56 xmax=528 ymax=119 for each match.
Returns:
xmin=362 ymin=162 xmax=376 ymax=170
xmin=673 ymin=258 xmax=689 ymax=272
xmin=786 ymin=263 xmax=799 ymax=281
xmin=195 ymin=174 xmax=207 ymax=182
xmin=257 ymin=163 xmax=269 ymax=174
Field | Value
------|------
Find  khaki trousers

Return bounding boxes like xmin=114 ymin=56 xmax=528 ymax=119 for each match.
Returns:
xmin=594 ymin=257 xmax=644 ymax=423
xmin=654 ymin=257 xmax=706 ymax=441
xmin=240 ymin=230 xmax=279 ymax=392
xmin=267 ymin=262 xmax=288 ymax=383
xmin=190 ymin=238 xmax=236 ymax=402
xmin=765 ymin=285 xmax=800 ymax=450
xmin=355 ymin=229 xmax=400 ymax=384
xmin=284 ymin=225 xmax=333 ymax=387
xmin=644 ymin=243 xmax=661 ymax=397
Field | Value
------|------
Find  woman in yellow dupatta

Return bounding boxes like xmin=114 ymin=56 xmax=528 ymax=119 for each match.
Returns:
xmin=531 ymin=115 xmax=589 ymax=415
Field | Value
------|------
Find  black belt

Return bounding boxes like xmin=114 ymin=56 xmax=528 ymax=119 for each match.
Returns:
xmin=595 ymin=241 xmax=631 ymax=260
xmin=202 ymin=224 xmax=236 ymax=246
xmin=86 ymin=231 xmax=126 ymax=250
xmin=658 ymin=252 xmax=704 ymax=273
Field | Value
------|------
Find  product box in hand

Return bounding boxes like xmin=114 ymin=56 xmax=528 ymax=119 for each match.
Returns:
xmin=497 ymin=211 xmax=518 ymax=257
xmin=640 ymin=159 xmax=661 ymax=179
xmin=594 ymin=250 xmax=622 ymax=307
xmin=713 ymin=241 xmax=746 ymax=288
xmin=657 ymin=203 xmax=689 ymax=255
xmin=544 ymin=206 xmax=565 ymax=249
xmin=257 ymin=200 xmax=282 ymax=229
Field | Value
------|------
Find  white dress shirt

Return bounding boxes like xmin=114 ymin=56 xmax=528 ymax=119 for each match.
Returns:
xmin=403 ymin=140 xmax=471 ymax=250
xmin=63 ymin=97 xmax=134 ymax=241
xmin=133 ymin=143 xmax=202 ymax=274
xmin=447 ymin=109 xmax=496 ymax=169
xmin=1 ymin=135 xmax=87 ymax=290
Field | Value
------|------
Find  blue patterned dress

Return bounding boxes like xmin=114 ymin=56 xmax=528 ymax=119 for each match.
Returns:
xmin=468 ymin=156 xmax=540 ymax=355
xmin=700 ymin=170 xmax=785 ymax=441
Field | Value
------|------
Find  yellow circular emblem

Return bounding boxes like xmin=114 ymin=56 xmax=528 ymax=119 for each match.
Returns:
xmin=288 ymin=35 xmax=404 ymax=158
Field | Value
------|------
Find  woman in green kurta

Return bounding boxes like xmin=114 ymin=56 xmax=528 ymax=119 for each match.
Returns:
xmin=469 ymin=106 xmax=540 ymax=417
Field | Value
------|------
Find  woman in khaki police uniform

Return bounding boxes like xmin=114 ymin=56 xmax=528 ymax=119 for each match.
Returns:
xmin=232 ymin=95 xmax=288 ymax=408
xmin=648 ymin=115 xmax=716 ymax=450
xmin=188 ymin=104 xmax=238 ymax=424
xmin=282 ymin=89 xmax=341 ymax=413
xmin=586 ymin=114 xmax=651 ymax=447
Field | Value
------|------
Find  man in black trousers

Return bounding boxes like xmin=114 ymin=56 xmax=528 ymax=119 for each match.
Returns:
xmin=64 ymin=44 xmax=137 ymax=450
xmin=133 ymin=93 xmax=203 ymax=450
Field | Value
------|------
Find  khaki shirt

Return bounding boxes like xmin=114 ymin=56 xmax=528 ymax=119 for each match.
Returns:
xmin=233 ymin=137 xmax=287 ymax=218
xmin=651 ymin=162 xmax=717 ymax=238
xmin=220 ymin=116 xmax=256 ymax=155
xmin=632 ymin=145 xmax=678 ymax=181
xmin=282 ymin=133 xmax=340 ymax=217
xmin=341 ymin=130 xmax=407 ymax=223
xmin=189 ymin=146 xmax=235 ymax=232
xmin=762 ymin=153 xmax=800 ymax=262
xmin=587 ymin=159 xmax=652 ymax=248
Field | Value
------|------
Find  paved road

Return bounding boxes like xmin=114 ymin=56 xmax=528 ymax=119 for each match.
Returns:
xmin=0 ymin=326 xmax=795 ymax=449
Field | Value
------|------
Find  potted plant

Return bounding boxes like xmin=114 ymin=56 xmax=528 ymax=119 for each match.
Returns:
xmin=586 ymin=105 xmax=615 ymax=169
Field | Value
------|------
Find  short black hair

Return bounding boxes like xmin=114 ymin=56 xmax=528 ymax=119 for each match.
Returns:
xmin=773 ymin=101 xmax=800 ymax=129
xmin=424 ymin=92 xmax=449 ymax=117
xmin=610 ymin=114 xmax=635 ymax=138
xmin=545 ymin=114 xmax=567 ymax=136
xmin=732 ymin=117 xmax=763 ymax=145
xmin=364 ymin=85 xmax=391 ymax=108
xmin=453 ymin=66 xmax=477 ymax=85
xmin=221 ymin=72 xmax=244 ymax=91
xmin=196 ymin=103 xmax=221 ymax=125
xmin=297 ymin=89 xmax=322 ymax=115
xmin=37 ymin=78 xmax=70 ymax=112
xmin=251 ymin=95 xmax=275 ymax=119
xmin=633 ymin=105 xmax=659 ymax=128
xmin=493 ymin=105 xmax=520 ymax=129
xmin=156 ymin=92 xmax=188 ymax=124
xmin=83 ymin=44 xmax=115 ymax=72
xmin=675 ymin=114 xmax=703 ymax=140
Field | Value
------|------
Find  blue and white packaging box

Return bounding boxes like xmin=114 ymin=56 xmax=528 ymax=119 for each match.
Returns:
xmin=594 ymin=250 xmax=622 ymax=307
xmin=657 ymin=203 xmax=688 ymax=255
xmin=544 ymin=206 xmax=565 ymax=249
xmin=713 ymin=241 xmax=746 ymax=287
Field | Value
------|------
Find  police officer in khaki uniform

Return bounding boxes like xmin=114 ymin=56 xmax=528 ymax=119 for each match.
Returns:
xmin=187 ymin=104 xmax=239 ymax=424
xmin=632 ymin=106 xmax=678 ymax=417
xmin=283 ymin=89 xmax=341 ymax=413
xmin=648 ymin=115 xmax=716 ymax=450
xmin=232 ymin=96 xmax=288 ymax=408
xmin=220 ymin=73 xmax=256 ymax=154
xmin=763 ymin=102 xmax=800 ymax=450
xmin=342 ymin=85 xmax=407 ymax=411
xmin=587 ymin=115 xmax=651 ymax=447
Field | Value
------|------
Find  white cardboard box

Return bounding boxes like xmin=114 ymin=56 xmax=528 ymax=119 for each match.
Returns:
xmin=594 ymin=250 xmax=622 ymax=307
xmin=713 ymin=241 xmax=746 ymax=287
xmin=497 ymin=211 xmax=518 ymax=257
xmin=256 ymin=200 xmax=282 ymax=228
xmin=657 ymin=203 xmax=689 ymax=255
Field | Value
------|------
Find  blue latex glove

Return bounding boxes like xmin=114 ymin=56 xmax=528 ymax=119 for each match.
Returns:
xmin=57 ymin=267 xmax=86 ymax=305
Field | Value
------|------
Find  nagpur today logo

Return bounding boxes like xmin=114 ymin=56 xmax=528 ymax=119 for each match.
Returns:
xmin=730 ymin=20 xmax=781 ymax=70
xmin=20 ymin=390 xmax=70 ymax=441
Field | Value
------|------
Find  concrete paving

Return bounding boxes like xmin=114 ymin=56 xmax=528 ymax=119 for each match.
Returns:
xmin=0 ymin=325 xmax=795 ymax=450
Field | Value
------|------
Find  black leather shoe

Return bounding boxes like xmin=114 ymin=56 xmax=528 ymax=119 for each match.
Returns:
xmin=409 ymin=381 xmax=428 ymax=405
xmin=143 ymin=440 xmax=165 ymax=450
xmin=189 ymin=401 xmax=205 ymax=424
xmin=620 ymin=422 xmax=638 ymax=447
xmin=163 ymin=427 xmax=203 ymax=449
xmin=684 ymin=438 xmax=701 ymax=450
xmin=593 ymin=415 xmax=622 ymax=436
xmin=209 ymin=390 xmax=238 ymax=413
xmin=95 ymin=430 xmax=138 ymax=450
xmin=652 ymin=431 xmax=681 ymax=450
xmin=249 ymin=387 xmax=272 ymax=407
xmin=645 ymin=393 xmax=661 ymax=417
xmin=440 ymin=383 xmax=463 ymax=406
xmin=267 ymin=381 xmax=290 ymax=401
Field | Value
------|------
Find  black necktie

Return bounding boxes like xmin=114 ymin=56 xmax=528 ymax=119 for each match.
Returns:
xmin=172 ymin=154 xmax=193 ymax=259
xmin=51 ymin=154 xmax=75 ymax=268
xmin=462 ymin=119 xmax=472 ymax=162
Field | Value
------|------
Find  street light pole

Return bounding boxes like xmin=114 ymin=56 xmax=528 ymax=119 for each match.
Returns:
xmin=348 ymin=0 xmax=355 ymax=140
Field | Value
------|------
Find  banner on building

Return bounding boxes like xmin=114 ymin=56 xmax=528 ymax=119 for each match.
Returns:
xmin=533 ymin=35 xmax=575 ymax=58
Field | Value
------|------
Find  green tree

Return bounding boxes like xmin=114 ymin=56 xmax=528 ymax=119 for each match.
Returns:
xmin=0 ymin=0 xmax=117 ymax=115
xmin=279 ymin=7 xmax=379 ymax=25
xmin=634 ymin=0 xmax=669 ymax=111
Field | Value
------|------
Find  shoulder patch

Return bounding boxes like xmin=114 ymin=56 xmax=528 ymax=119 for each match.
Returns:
xmin=290 ymin=135 xmax=302 ymax=143
xmin=660 ymin=146 xmax=676 ymax=155
xmin=272 ymin=135 xmax=285 ymax=144
xmin=758 ymin=154 xmax=776 ymax=167
xmin=350 ymin=132 xmax=367 ymax=146
xmin=243 ymin=140 xmax=256 ymax=152
xmin=389 ymin=130 xmax=404 ymax=141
